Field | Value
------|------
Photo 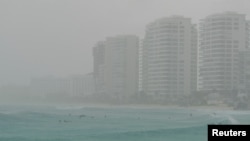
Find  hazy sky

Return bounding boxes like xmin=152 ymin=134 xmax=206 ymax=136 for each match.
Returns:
xmin=1 ymin=0 xmax=250 ymax=86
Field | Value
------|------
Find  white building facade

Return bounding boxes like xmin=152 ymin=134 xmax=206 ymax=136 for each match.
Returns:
xmin=199 ymin=12 xmax=249 ymax=91
xmin=30 ymin=74 xmax=95 ymax=99
xmin=69 ymin=73 xmax=95 ymax=97
xmin=141 ymin=16 xmax=198 ymax=98
xmin=104 ymin=35 xmax=139 ymax=100
xmin=93 ymin=42 xmax=105 ymax=96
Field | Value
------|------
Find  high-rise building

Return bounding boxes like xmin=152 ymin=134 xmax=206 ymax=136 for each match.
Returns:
xmin=199 ymin=12 xmax=249 ymax=92
xmin=104 ymin=35 xmax=139 ymax=100
xmin=93 ymin=35 xmax=139 ymax=100
xmin=138 ymin=38 xmax=144 ymax=92
xmin=239 ymin=49 xmax=250 ymax=95
xmin=141 ymin=16 xmax=198 ymax=98
xmin=93 ymin=41 xmax=105 ymax=95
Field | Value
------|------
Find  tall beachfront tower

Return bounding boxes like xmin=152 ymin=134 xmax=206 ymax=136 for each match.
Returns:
xmin=101 ymin=35 xmax=139 ymax=100
xmin=141 ymin=16 xmax=198 ymax=99
xmin=199 ymin=12 xmax=249 ymax=92
xmin=93 ymin=41 xmax=105 ymax=96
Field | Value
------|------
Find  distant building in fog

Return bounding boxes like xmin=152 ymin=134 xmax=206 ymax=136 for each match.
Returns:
xmin=141 ymin=16 xmax=198 ymax=98
xmin=30 ymin=76 xmax=70 ymax=98
xmin=138 ymin=38 xmax=144 ymax=92
xmin=199 ymin=12 xmax=249 ymax=92
xmin=93 ymin=35 xmax=139 ymax=100
xmin=104 ymin=35 xmax=139 ymax=100
xmin=30 ymin=74 xmax=95 ymax=99
xmin=239 ymin=49 xmax=250 ymax=95
xmin=69 ymin=73 xmax=95 ymax=97
xmin=93 ymin=42 xmax=105 ymax=95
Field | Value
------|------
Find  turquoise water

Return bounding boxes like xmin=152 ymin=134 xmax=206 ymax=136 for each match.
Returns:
xmin=0 ymin=105 xmax=249 ymax=141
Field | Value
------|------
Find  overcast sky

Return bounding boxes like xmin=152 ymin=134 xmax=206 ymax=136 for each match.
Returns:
xmin=1 ymin=0 xmax=250 ymax=86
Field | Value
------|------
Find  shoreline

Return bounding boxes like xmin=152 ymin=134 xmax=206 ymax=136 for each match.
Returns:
xmin=0 ymin=102 xmax=242 ymax=112
xmin=43 ymin=103 xmax=237 ymax=111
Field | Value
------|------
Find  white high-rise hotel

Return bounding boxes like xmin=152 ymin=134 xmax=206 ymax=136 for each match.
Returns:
xmin=93 ymin=35 xmax=139 ymax=100
xmin=141 ymin=16 xmax=198 ymax=97
xmin=104 ymin=35 xmax=139 ymax=99
xmin=199 ymin=12 xmax=249 ymax=91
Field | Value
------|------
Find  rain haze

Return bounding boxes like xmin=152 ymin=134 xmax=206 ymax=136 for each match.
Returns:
xmin=1 ymin=0 xmax=250 ymax=86
xmin=1 ymin=1 xmax=250 ymax=141
xmin=0 ymin=0 xmax=250 ymax=107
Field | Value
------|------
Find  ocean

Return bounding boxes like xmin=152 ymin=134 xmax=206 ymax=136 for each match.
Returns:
xmin=0 ymin=105 xmax=249 ymax=141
